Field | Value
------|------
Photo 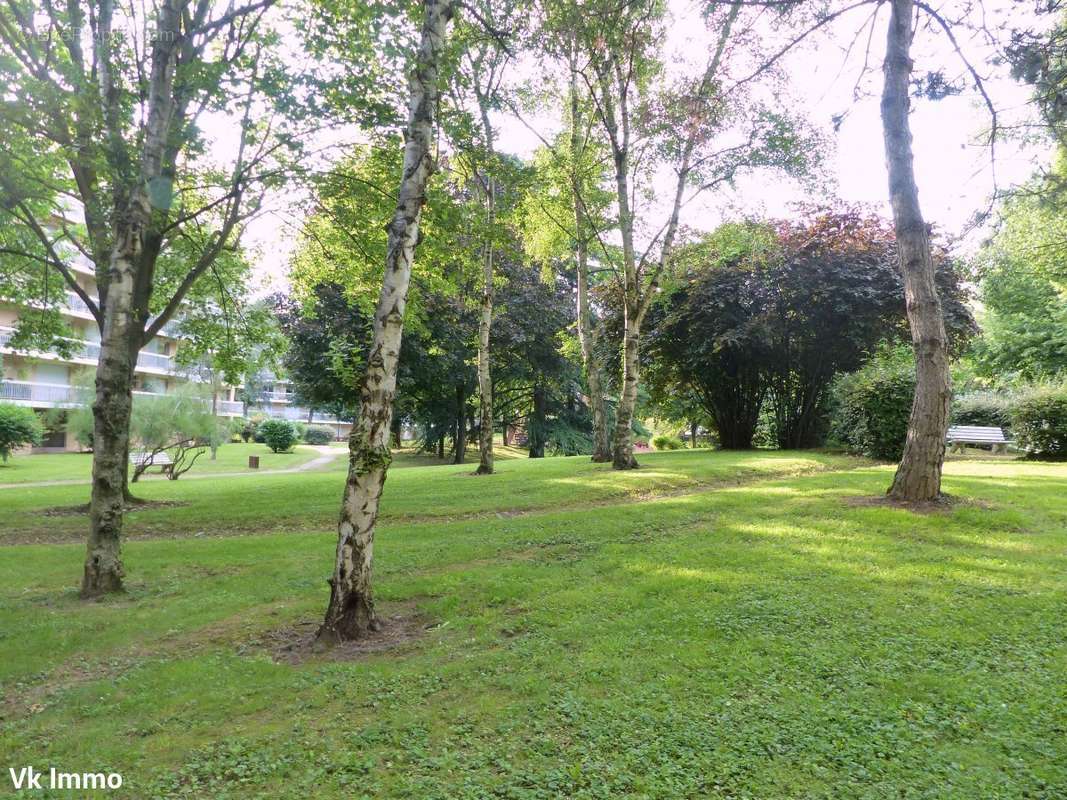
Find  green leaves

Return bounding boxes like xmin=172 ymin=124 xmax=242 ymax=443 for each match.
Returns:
xmin=0 ymin=402 xmax=44 ymax=461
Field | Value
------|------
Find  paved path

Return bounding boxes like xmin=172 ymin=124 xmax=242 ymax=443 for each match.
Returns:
xmin=0 ymin=446 xmax=346 ymax=490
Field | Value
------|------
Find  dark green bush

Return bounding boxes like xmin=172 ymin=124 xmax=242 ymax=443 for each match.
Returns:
xmin=0 ymin=403 xmax=44 ymax=462
xmin=831 ymin=353 xmax=915 ymax=460
xmin=952 ymin=391 xmax=1014 ymax=430
xmin=1012 ymin=385 xmax=1067 ymax=460
xmin=651 ymin=434 xmax=684 ymax=450
xmin=258 ymin=419 xmax=297 ymax=453
xmin=304 ymin=425 xmax=334 ymax=445
xmin=250 ymin=414 xmax=268 ymax=443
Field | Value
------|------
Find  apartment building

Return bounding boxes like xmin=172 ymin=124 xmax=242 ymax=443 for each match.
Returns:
xmin=1 ymin=251 xmax=348 ymax=451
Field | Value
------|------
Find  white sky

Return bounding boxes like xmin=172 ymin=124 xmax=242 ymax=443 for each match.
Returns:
xmin=242 ymin=0 xmax=1050 ymax=290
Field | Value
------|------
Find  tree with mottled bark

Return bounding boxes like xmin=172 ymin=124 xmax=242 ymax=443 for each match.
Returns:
xmin=515 ymin=28 xmax=629 ymax=463
xmin=549 ymin=0 xmax=819 ymax=469
xmin=880 ymin=0 xmax=952 ymax=501
xmin=566 ymin=53 xmax=613 ymax=463
xmin=448 ymin=4 xmax=518 ymax=475
xmin=318 ymin=0 xmax=455 ymax=643
xmin=0 ymin=0 xmax=288 ymax=596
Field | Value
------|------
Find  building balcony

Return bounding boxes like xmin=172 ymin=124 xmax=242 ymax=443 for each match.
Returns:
xmin=0 ymin=380 xmax=180 ymax=408
xmin=1 ymin=326 xmax=175 ymax=374
xmin=63 ymin=291 xmax=96 ymax=319
xmin=0 ymin=380 xmax=78 ymax=406
xmin=218 ymin=399 xmax=245 ymax=415
xmin=248 ymin=403 xmax=346 ymax=425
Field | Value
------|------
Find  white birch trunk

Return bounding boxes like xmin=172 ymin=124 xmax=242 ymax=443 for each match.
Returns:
xmin=568 ymin=66 xmax=611 ymax=462
xmin=475 ymin=134 xmax=496 ymax=475
xmin=318 ymin=0 xmax=453 ymax=641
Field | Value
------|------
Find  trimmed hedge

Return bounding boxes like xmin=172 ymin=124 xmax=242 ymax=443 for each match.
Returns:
xmin=952 ymin=391 xmax=1014 ymax=431
xmin=1012 ymin=384 xmax=1067 ymax=460
xmin=304 ymin=425 xmax=334 ymax=445
xmin=831 ymin=356 xmax=915 ymax=460
xmin=651 ymin=434 xmax=684 ymax=451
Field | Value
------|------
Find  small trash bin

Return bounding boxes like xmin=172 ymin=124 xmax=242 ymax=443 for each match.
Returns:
xmin=248 ymin=455 xmax=260 ymax=469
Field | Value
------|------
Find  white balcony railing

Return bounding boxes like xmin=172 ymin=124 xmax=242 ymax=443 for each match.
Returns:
xmin=0 ymin=380 xmax=77 ymax=405
xmin=64 ymin=291 xmax=95 ymax=317
xmin=272 ymin=405 xmax=346 ymax=425
xmin=136 ymin=350 xmax=173 ymax=370
xmin=1 ymin=326 xmax=174 ymax=373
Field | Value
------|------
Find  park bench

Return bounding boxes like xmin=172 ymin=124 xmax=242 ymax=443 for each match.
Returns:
xmin=130 ymin=451 xmax=174 ymax=476
xmin=946 ymin=425 xmax=1009 ymax=454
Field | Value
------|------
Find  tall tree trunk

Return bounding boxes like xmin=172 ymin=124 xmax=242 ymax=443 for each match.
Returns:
xmin=318 ymin=0 xmax=453 ymax=643
xmin=453 ymin=384 xmax=466 ymax=464
xmin=576 ymin=236 xmax=611 ymax=463
xmin=475 ymin=180 xmax=495 ymax=475
xmin=529 ymin=383 xmax=546 ymax=458
xmin=83 ymin=255 xmax=137 ymax=597
xmin=391 ymin=415 xmax=402 ymax=449
xmin=881 ymin=0 xmax=951 ymax=502
xmin=568 ymin=57 xmax=611 ymax=463
xmin=210 ymin=389 xmax=219 ymax=460
xmin=81 ymin=0 xmax=182 ymax=596
xmin=690 ymin=421 xmax=698 ymax=449
xmin=612 ymin=317 xmax=641 ymax=468
xmin=594 ymin=58 xmax=641 ymax=471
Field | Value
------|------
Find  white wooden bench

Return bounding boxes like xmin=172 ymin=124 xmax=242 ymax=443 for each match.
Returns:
xmin=130 ymin=451 xmax=174 ymax=476
xmin=946 ymin=425 xmax=1009 ymax=454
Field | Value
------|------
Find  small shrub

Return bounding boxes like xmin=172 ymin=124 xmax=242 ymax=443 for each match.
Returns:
xmin=250 ymin=414 xmax=271 ymax=443
xmin=258 ymin=419 xmax=297 ymax=453
xmin=304 ymin=425 xmax=334 ymax=445
xmin=0 ymin=403 xmax=44 ymax=462
xmin=1012 ymin=384 xmax=1067 ymax=460
xmin=651 ymin=434 xmax=684 ymax=450
xmin=952 ymin=391 xmax=1014 ymax=430
xmin=831 ymin=351 xmax=915 ymax=460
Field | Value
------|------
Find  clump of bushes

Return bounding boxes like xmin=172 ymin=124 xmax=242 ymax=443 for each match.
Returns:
xmin=304 ymin=425 xmax=335 ymax=445
xmin=0 ymin=403 xmax=44 ymax=462
xmin=952 ymin=391 xmax=1014 ymax=431
xmin=651 ymin=434 xmax=684 ymax=450
xmin=258 ymin=419 xmax=298 ymax=453
xmin=831 ymin=351 xmax=915 ymax=460
xmin=248 ymin=414 xmax=268 ymax=443
xmin=1012 ymin=384 xmax=1067 ymax=460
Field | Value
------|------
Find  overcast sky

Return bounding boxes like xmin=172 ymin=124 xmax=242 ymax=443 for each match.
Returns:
xmin=243 ymin=0 xmax=1049 ymax=291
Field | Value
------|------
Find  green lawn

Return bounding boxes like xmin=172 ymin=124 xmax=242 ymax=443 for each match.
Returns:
xmin=1 ymin=451 xmax=1065 ymax=798
xmin=0 ymin=442 xmax=328 ymax=484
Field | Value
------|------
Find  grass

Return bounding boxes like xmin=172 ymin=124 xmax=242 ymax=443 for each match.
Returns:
xmin=0 ymin=449 xmax=852 ymax=543
xmin=1 ymin=450 xmax=1065 ymax=798
xmin=0 ymin=441 xmax=530 ymax=485
xmin=0 ymin=443 xmax=328 ymax=485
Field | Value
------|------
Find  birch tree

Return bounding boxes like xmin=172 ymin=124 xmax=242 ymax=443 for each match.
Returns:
xmin=0 ymin=0 xmax=288 ymax=596
xmin=318 ymin=0 xmax=455 ymax=642
xmin=566 ymin=49 xmax=613 ymax=462
xmin=448 ymin=5 xmax=516 ymax=475
xmin=554 ymin=0 xmax=819 ymax=469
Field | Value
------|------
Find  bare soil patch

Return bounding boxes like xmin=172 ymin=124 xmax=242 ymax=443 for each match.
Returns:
xmin=258 ymin=602 xmax=432 ymax=665
xmin=43 ymin=499 xmax=187 ymax=517
xmin=844 ymin=494 xmax=992 ymax=514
